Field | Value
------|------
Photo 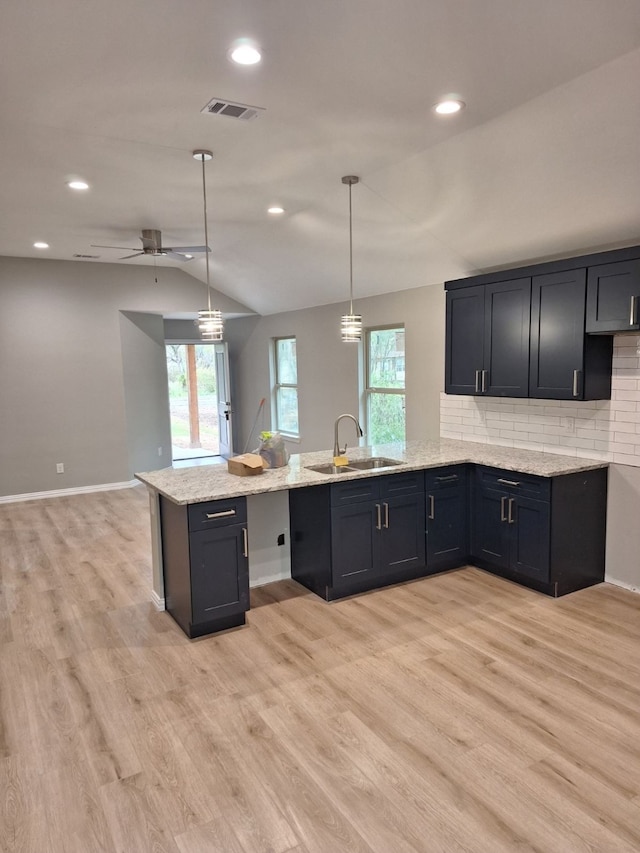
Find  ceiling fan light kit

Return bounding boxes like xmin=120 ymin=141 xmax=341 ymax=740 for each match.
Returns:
xmin=91 ymin=227 xmax=209 ymax=261
xmin=193 ymin=149 xmax=224 ymax=342
xmin=340 ymin=175 xmax=362 ymax=343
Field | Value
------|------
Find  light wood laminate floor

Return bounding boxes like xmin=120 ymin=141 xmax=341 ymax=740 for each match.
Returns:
xmin=1 ymin=485 xmax=640 ymax=852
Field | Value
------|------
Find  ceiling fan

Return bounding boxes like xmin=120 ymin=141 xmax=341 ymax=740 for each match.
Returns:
xmin=91 ymin=229 xmax=210 ymax=262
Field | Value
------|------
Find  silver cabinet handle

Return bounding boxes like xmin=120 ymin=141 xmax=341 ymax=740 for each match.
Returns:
xmin=500 ymin=496 xmax=507 ymax=522
xmin=631 ymin=295 xmax=638 ymax=326
xmin=376 ymin=504 xmax=382 ymax=530
xmin=428 ymin=495 xmax=435 ymax=520
xmin=436 ymin=475 xmax=458 ymax=483
xmin=475 ymin=370 xmax=481 ymax=393
xmin=242 ymin=527 xmax=248 ymax=558
xmin=497 ymin=478 xmax=520 ymax=487
xmin=508 ymin=498 xmax=515 ymax=524
xmin=383 ymin=502 xmax=389 ymax=529
xmin=206 ymin=509 xmax=236 ymax=519
xmin=481 ymin=369 xmax=487 ymax=393
xmin=572 ymin=369 xmax=580 ymax=398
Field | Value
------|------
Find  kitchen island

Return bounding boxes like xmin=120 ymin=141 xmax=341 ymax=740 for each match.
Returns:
xmin=137 ymin=438 xmax=608 ymax=637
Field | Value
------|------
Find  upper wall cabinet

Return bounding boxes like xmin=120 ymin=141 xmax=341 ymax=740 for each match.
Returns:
xmin=529 ymin=269 xmax=612 ymax=400
xmin=445 ymin=245 xmax=640 ymax=401
xmin=586 ymin=259 xmax=640 ymax=334
xmin=445 ymin=278 xmax=531 ymax=397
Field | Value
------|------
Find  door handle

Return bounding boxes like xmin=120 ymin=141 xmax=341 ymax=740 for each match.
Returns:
xmin=376 ymin=504 xmax=382 ymax=531
xmin=428 ymin=495 xmax=435 ymax=520
xmin=475 ymin=370 xmax=481 ymax=393
xmin=507 ymin=498 xmax=515 ymax=524
xmin=630 ymin=296 xmax=638 ymax=326
xmin=500 ymin=496 xmax=507 ymax=522
xmin=572 ymin=369 xmax=580 ymax=398
xmin=383 ymin=502 xmax=389 ymax=529
xmin=481 ymin=369 xmax=487 ymax=393
xmin=242 ymin=527 xmax=248 ymax=558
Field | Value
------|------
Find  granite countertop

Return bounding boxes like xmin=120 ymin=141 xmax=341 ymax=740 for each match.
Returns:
xmin=135 ymin=438 xmax=608 ymax=505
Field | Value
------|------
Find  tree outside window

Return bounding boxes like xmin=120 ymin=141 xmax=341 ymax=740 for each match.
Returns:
xmin=365 ymin=326 xmax=405 ymax=443
xmin=273 ymin=337 xmax=299 ymax=436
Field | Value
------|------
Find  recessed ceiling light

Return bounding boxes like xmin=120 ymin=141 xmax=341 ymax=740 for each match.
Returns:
xmin=434 ymin=99 xmax=465 ymax=115
xmin=229 ymin=39 xmax=262 ymax=65
xmin=33 ymin=241 xmax=50 ymax=249
xmin=183 ymin=254 xmax=194 ymax=259
xmin=67 ymin=180 xmax=89 ymax=190
xmin=268 ymin=206 xmax=285 ymax=215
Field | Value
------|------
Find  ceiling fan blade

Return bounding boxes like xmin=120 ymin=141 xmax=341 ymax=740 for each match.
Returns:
xmin=91 ymin=244 xmax=138 ymax=250
xmin=165 ymin=245 xmax=210 ymax=253
xmin=119 ymin=252 xmax=145 ymax=259
xmin=165 ymin=251 xmax=191 ymax=262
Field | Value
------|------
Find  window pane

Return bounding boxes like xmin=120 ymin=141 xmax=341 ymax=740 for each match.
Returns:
xmin=368 ymin=328 xmax=405 ymax=389
xmin=277 ymin=387 xmax=299 ymax=435
xmin=367 ymin=392 xmax=405 ymax=443
xmin=276 ymin=338 xmax=297 ymax=384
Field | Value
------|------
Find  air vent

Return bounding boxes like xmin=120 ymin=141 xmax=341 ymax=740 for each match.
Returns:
xmin=73 ymin=253 xmax=100 ymax=259
xmin=200 ymin=97 xmax=264 ymax=121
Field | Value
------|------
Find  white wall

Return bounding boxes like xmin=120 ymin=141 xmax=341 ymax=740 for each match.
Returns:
xmin=226 ymin=285 xmax=445 ymax=455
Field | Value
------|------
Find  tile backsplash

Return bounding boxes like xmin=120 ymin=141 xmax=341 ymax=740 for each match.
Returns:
xmin=440 ymin=335 xmax=640 ymax=467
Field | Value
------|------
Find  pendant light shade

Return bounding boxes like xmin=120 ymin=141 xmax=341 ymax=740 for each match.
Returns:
xmin=193 ymin=149 xmax=224 ymax=342
xmin=341 ymin=175 xmax=362 ymax=342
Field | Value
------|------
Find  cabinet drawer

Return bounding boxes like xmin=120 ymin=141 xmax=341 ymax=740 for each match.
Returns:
xmin=331 ymin=477 xmax=380 ymax=506
xmin=475 ymin=466 xmax=550 ymax=500
xmin=425 ymin=465 xmax=467 ymax=491
xmin=379 ymin=470 xmax=424 ymax=498
xmin=188 ymin=497 xmax=247 ymax=531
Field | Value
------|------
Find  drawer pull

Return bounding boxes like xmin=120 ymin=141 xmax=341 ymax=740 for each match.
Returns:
xmin=497 ymin=478 xmax=520 ymax=487
xmin=436 ymin=475 xmax=458 ymax=483
xmin=500 ymin=496 xmax=507 ymax=522
xmin=205 ymin=509 xmax=237 ymax=519
xmin=242 ymin=527 xmax=248 ymax=558
xmin=428 ymin=494 xmax=435 ymax=520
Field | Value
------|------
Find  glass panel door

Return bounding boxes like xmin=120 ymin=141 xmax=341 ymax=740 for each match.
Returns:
xmin=166 ymin=344 xmax=220 ymax=461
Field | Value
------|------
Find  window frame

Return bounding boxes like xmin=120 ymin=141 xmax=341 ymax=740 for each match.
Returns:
xmin=363 ymin=324 xmax=406 ymax=444
xmin=272 ymin=335 xmax=300 ymax=439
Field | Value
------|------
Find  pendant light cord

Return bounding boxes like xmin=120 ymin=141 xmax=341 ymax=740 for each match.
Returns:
xmin=348 ymin=181 xmax=354 ymax=315
xmin=200 ymin=154 xmax=212 ymax=314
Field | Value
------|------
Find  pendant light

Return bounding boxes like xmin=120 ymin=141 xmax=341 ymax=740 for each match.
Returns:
xmin=193 ymin=149 xmax=224 ymax=341
xmin=341 ymin=175 xmax=362 ymax=342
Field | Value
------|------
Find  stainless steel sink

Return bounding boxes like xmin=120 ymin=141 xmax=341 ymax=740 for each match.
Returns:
xmin=305 ymin=463 xmax=357 ymax=475
xmin=347 ymin=457 xmax=402 ymax=470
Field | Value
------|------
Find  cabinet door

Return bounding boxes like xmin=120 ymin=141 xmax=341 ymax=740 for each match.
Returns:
xmin=508 ymin=495 xmax=550 ymax=582
xmin=471 ymin=485 xmax=510 ymax=570
xmin=445 ymin=286 xmax=485 ymax=394
xmin=484 ymin=278 xmax=531 ymax=397
xmin=330 ymin=502 xmax=378 ymax=586
xmin=378 ymin=492 xmax=426 ymax=576
xmin=189 ymin=524 xmax=249 ymax=625
xmin=586 ymin=259 xmax=640 ymax=333
xmin=529 ymin=269 xmax=586 ymax=399
xmin=426 ymin=468 xmax=468 ymax=573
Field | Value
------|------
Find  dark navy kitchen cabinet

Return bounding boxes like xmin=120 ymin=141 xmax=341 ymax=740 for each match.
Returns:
xmin=425 ymin=465 xmax=468 ymax=573
xmin=160 ymin=495 xmax=249 ymax=638
xmin=586 ymin=258 xmax=640 ymax=333
xmin=529 ymin=268 xmax=612 ymax=400
xmin=445 ymin=278 xmax=530 ymax=397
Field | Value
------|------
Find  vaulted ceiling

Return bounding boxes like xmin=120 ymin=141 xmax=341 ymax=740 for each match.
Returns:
xmin=2 ymin=0 xmax=640 ymax=315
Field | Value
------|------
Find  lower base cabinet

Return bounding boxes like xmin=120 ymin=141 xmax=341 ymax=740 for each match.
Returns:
xmin=160 ymin=495 xmax=249 ymax=638
xmin=425 ymin=465 xmax=469 ymax=573
xmin=291 ymin=470 xmax=426 ymax=600
xmin=471 ymin=465 xmax=607 ymax=595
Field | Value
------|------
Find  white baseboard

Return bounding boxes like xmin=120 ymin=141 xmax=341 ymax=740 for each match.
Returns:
xmin=250 ymin=570 xmax=292 ymax=588
xmin=605 ymin=576 xmax=640 ymax=594
xmin=0 ymin=479 xmax=139 ymax=504
xmin=151 ymin=590 xmax=166 ymax=611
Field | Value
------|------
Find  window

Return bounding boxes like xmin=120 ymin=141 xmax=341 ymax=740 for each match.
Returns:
xmin=365 ymin=326 xmax=406 ymax=443
xmin=273 ymin=336 xmax=299 ymax=437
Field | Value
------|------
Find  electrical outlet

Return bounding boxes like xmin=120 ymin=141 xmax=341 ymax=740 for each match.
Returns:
xmin=559 ymin=417 xmax=575 ymax=434
xmin=56 ymin=462 xmax=64 ymax=473
xmin=157 ymin=446 xmax=163 ymax=456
